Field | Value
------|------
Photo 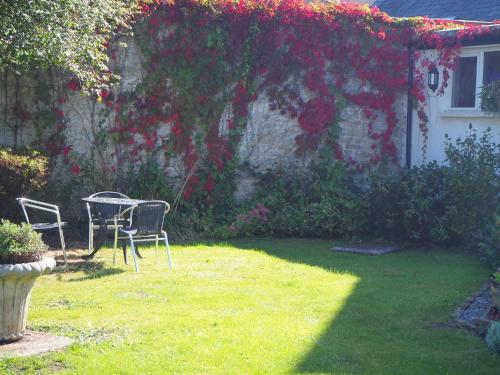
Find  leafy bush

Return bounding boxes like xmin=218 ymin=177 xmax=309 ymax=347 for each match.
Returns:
xmin=0 ymin=148 xmax=49 ymax=221
xmin=474 ymin=217 xmax=500 ymax=270
xmin=366 ymin=162 xmax=449 ymax=243
xmin=228 ymin=162 xmax=366 ymax=238
xmin=442 ymin=127 xmax=500 ymax=245
xmin=0 ymin=220 xmax=48 ymax=264
xmin=485 ymin=322 xmax=500 ymax=354
xmin=366 ymin=128 xmax=500 ymax=256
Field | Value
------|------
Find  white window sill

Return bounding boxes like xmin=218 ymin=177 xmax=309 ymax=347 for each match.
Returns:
xmin=439 ymin=110 xmax=497 ymax=118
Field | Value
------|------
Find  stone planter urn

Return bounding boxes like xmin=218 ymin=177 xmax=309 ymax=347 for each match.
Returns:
xmin=491 ymin=277 xmax=500 ymax=310
xmin=0 ymin=257 xmax=56 ymax=343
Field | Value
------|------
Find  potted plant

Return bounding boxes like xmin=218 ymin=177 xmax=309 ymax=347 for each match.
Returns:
xmin=0 ymin=220 xmax=55 ymax=343
xmin=480 ymin=80 xmax=500 ymax=115
xmin=492 ymin=271 xmax=500 ymax=310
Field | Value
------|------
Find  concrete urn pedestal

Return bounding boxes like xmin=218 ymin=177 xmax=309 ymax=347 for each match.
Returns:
xmin=0 ymin=257 xmax=56 ymax=343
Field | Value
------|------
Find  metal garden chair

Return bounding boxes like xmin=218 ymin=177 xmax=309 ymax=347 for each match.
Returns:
xmin=85 ymin=191 xmax=130 ymax=255
xmin=113 ymin=200 xmax=172 ymax=272
xmin=16 ymin=197 xmax=67 ymax=263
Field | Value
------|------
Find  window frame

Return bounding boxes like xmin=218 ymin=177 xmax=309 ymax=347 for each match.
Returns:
xmin=448 ymin=46 xmax=500 ymax=111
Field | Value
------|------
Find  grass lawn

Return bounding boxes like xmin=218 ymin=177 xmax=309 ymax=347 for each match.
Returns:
xmin=0 ymin=239 xmax=498 ymax=374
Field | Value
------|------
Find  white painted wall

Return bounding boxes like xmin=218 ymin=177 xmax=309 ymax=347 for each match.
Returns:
xmin=411 ymin=44 xmax=500 ymax=166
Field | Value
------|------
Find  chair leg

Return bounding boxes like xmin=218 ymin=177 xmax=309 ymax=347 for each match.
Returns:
xmin=59 ymin=226 xmax=67 ymax=264
xmin=113 ymin=228 xmax=118 ymax=266
xmin=88 ymin=225 xmax=93 ymax=255
xmin=135 ymin=246 xmax=143 ymax=259
xmin=155 ymin=236 xmax=159 ymax=259
xmin=128 ymin=234 xmax=139 ymax=272
xmin=122 ymin=240 xmax=128 ymax=264
xmin=162 ymin=230 xmax=172 ymax=270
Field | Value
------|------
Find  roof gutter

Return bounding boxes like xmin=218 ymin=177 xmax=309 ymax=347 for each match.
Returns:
xmin=414 ymin=24 xmax=500 ymax=49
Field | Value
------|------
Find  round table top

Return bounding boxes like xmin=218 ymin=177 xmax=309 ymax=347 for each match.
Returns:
xmin=81 ymin=197 xmax=146 ymax=206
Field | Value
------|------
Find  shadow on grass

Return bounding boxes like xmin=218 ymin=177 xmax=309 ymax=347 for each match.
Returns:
xmin=221 ymin=238 xmax=490 ymax=375
xmin=52 ymin=253 xmax=124 ymax=282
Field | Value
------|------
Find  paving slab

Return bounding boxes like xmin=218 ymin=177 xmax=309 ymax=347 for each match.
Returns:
xmin=0 ymin=331 xmax=72 ymax=358
xmin=331 ymin=245 xmax=398 ymax=255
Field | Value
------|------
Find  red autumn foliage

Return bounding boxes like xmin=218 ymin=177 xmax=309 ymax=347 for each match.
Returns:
xmin=49 ymin=0 xmax=499 ymax=200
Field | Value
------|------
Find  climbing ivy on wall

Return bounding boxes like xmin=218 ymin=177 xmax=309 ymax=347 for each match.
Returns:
xmin=6 ymin=0 xmax=499 ymax=210
xmin=105 ymin=0 xmax=417 ymax=207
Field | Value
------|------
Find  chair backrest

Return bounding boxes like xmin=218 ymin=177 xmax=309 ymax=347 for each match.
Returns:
xmin=132 ymin=201 xmax=168 ymax=236
xmin=87 ymin=191 xmax=129 ymax=221
xmin=16 ymin=198 xmax=62 ymax=224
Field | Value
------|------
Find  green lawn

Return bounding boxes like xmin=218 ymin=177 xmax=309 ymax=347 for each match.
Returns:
xmin=1 ymin=239 xmax=498 ymax=374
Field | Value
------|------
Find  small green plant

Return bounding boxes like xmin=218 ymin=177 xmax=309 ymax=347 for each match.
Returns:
xmin=493 ymin=272 xmax=500 ymax=282
xmin=480 ymin=80 xmax=500 ymax=115
xmin=0 ymin=220 xmax=48 ymax=264
xmin=485 ymin=321 xmax=500 ymax=354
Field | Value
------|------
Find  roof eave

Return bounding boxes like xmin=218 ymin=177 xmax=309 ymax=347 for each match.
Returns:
xmin=413 ymin=23 xmax=500 ymax=50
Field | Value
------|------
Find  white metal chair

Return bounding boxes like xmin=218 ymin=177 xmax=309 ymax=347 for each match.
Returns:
xmin=86 ymin=191 xmax=130 ymax=255
xmin=16 ymin=197 xmax=67 ymax=263
xmin=113 ymin=200 xmax=172 ymax=272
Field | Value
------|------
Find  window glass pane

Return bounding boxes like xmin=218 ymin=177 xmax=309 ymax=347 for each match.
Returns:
xmin=452 ymin=56 xmax=477 ymax=108
xmin=483 ymin=51 xmax=500 ymax=84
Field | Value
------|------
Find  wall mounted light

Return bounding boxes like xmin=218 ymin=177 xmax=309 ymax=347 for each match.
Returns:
xmin=427 ymin=67 xmax=439 ymax=92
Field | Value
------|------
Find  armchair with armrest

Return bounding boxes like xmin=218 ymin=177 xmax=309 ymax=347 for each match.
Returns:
xmin=16 ymin=197 xmax=67 ymax=263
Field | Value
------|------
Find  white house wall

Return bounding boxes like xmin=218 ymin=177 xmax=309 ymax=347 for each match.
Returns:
xmin=412 ymin=44 xmax=500 ymax=166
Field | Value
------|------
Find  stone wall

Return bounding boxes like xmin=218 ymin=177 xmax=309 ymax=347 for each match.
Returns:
xmin=0 ymin=37 xmax=408 ymax=202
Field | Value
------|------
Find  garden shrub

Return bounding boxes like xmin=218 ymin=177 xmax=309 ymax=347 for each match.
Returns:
xmin=227 ymin=161 xmax=366 ymax=238
xmin=0 ymin=220 xmax=48 ymax=264
xmin=474 ymin=217 xmax=500 ymax=270
xmin=366 ymin=128 xmax=500 ymax=265
xmin=0 ymin=148 xmax=49 ymax=221
xmin=204 ymin=127 xmax=500 ymax=254
xmin=124 ymin=158 xmax=176 ymax=202
xmin=442 ymin=127 xmax=500 ymax=245
xmin=366 ymin=162 xmax=449 ymax=243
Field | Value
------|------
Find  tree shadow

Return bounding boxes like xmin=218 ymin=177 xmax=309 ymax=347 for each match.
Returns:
xmin=222 ymin=238 xmax=491 ymax=374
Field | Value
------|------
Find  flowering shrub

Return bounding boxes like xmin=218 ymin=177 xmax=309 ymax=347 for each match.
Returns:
xmin=228 ymin=203 xmax=270 ymax=236
xmin=234 ymin=162 xmax=366 ymax=238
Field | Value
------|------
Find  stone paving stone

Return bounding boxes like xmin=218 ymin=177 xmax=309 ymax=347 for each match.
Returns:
xmin=0 ymin=331 xmax=72 ymax=358
xmin=331 ymin=245 xmax=398 ymax=255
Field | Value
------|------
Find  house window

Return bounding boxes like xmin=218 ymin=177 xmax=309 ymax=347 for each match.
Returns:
xmin=483 ymin=51 xmax=500 ymax=84
xmin=452 ymin=56 xmax=477 ymax=108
